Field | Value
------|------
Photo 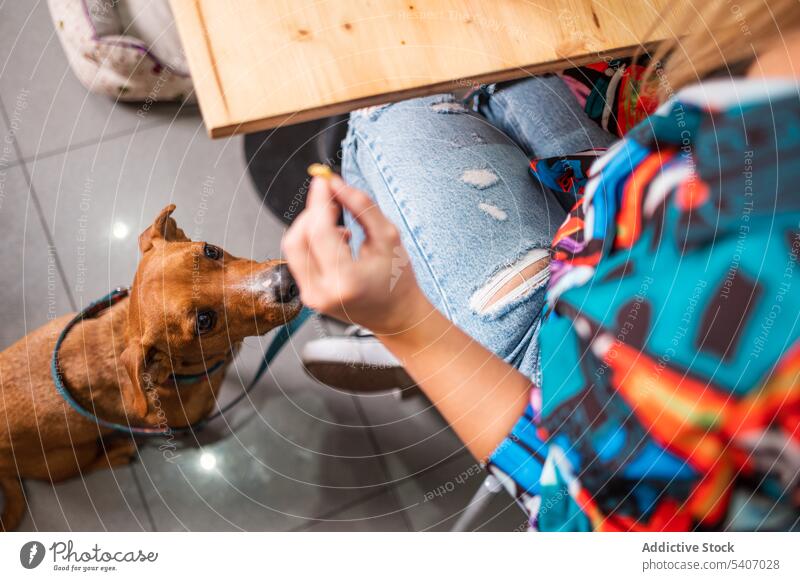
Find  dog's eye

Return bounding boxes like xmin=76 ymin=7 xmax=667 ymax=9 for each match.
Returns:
xmin=196 ymin=310 xmax=217 ymax=334
xmin=203 ymin=243 xmax=222 ymax=260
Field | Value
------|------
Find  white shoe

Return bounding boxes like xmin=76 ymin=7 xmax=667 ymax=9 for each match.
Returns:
xmin=301 ymin=325 xmax=417 ymax=393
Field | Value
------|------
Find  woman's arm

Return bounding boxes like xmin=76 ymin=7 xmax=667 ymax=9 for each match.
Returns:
xmin=282 ymin=175 xmax=530 ymax=461
xmin=379 ymin=302 xmax=530 ymax=462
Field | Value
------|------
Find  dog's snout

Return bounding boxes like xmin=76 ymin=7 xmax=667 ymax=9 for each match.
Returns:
xmin=270 ymin=264 xmax=299 ymax=303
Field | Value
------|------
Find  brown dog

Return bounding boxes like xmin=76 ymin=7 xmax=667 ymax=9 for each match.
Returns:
xmin=0 ymin=205 xmax=301 ymax=530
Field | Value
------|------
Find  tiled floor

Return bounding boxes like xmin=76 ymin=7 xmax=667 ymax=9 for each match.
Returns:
xmin=0 ymin=1 xmax=525 ymax=531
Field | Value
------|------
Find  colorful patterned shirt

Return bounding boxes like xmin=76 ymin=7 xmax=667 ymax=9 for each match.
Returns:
xmin=488 ymin=77 xmax=800 ymax=531
xmin=560 ymin=58 xmax=658 ymax=137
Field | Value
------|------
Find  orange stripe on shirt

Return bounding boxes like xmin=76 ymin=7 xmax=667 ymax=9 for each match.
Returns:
xmin=615 ymin=151 xmax=675 ymax=249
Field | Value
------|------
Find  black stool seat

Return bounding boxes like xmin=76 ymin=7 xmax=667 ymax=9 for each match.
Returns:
xmin=245 ymin=115 xmax=349 ymax=225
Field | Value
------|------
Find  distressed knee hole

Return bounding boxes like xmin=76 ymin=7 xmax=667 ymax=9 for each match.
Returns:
xmin=450 ymin=131 xmax=487 ymax=148
xmin=430 ymin=101 xmax=467 ymax=114
xmin=478 ymin=202 xmax=506 ymax=220
xmin=353 ymin=103 xmax=391 ymax=120
xmin=470 ymin=249 xmax=550 ymax=314
xmin=462 ymin=168 xmax=499 ymax=190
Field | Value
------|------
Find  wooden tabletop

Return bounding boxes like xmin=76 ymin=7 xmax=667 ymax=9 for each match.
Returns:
xmin=170 ymin=0 xmax=672 ymax=138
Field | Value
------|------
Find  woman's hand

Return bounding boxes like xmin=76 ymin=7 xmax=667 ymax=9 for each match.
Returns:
xmin=284 ymin=173 xmax=531 ymax=462
xmin=282 ymin=174 xmax=431 ymax=335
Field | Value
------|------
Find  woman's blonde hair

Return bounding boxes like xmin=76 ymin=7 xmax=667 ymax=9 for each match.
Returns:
xmin=642 ymin=0 xmax=800 ymax=101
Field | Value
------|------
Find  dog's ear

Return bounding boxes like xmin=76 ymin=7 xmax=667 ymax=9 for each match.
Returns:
xmin=139 ymin=204 xmax=190 ymax=253
xmin=119 ymin=343 xmax=167 ymax=418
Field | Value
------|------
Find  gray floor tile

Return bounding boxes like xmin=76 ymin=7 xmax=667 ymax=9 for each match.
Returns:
xmin=393 ymin=453 xmax=528 ymax=531
xmin=0 ymin=163 xmax=72 ymax=350
xmin=27 ymin=113 xmax=281 ymax=304
xmin=0 ymin=102 xmax=19 ymax=167
xmin=0 ymin=162 xmax=150 ymax=532
xmin=18 ymin=466 xmax=152 ymax=531
xmin=303 ymin=489 xmax=409 ymax=531
xmin=132 ymin=338 xmax=391 ymax=531
xmin=0 ymin=1 xmax=179 ymax=160
xmin=355 ymin=390 xmax=467 ymax=486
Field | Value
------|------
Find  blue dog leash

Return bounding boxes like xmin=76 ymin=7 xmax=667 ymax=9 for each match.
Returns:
xmin=51 ymin=287 xmax=313 ymax=437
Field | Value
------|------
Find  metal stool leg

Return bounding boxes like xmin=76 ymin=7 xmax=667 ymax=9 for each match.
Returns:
xmin=451 ymin=474 xmax=503 ymax=532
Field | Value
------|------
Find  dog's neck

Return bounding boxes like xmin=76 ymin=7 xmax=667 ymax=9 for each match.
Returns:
xmin=58 ymin=297 xmax=233 ymax=428
xmin=57 ymin=298 xmax=131 ymax=423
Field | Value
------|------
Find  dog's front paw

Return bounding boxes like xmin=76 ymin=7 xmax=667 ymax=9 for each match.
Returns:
xmin=92 ymin=439 xmax=138 ymax=471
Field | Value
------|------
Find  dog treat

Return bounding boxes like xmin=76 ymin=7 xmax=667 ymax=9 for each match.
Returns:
xmin=307 ymin=163 xmax=333 ymax=179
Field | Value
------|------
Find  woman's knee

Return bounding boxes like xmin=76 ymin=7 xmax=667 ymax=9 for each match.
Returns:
xmin=342 ymin=94 xmax=450 ymax=210
xmin=343 ymin=93 xmax=508 ymax=160
xmin=349 ymin=93 xmax=465 ymax=128
xmin=481 ymin=75 xmax=616 ymax=158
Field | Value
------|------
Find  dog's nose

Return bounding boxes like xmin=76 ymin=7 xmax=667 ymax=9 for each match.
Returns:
xmin=270 ymin=264 xmax=299 ymax=303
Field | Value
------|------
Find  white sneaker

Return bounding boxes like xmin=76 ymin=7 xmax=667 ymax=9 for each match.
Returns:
xmin=301 ymin=325 xmax=417 ymax=393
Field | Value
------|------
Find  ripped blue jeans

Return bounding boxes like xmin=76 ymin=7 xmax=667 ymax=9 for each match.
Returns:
xmin=341 ymin=76 xmax=615 ymax=378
